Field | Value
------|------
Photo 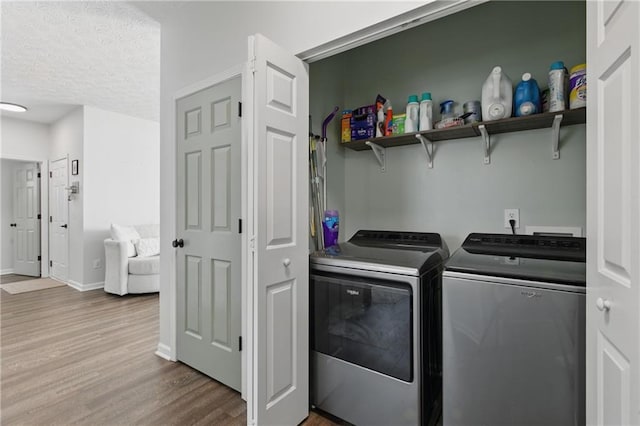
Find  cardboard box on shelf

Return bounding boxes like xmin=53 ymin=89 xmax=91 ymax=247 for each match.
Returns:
xmin=341 ymin=110 xmax=352 ymax=143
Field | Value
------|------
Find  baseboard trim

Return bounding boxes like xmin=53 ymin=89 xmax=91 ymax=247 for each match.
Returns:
xmin=0 ymin=269 xmax=15 ymax=275
xmin=68 ymin=280 xmax=105 ymax=292
xmin=155 ymin=343 xmax=174 ymax=361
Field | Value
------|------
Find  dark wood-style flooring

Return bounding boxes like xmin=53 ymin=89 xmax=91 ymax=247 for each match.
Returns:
xmin=1 ymin=283 xmax=336 ymax=425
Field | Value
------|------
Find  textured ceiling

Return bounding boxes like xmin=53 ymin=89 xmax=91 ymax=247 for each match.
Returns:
xmin=1 ymin=1 xmax=160 ymax=124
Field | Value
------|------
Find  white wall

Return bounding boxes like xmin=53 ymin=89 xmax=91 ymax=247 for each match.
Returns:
xmin=0 ymin=108 xmax=158 ymax=285
xmin=0 ymin=117 xmax=50 ymax=161
xmin=312 ymin=0 xmax=587 ymax=250
xmin=1 ymin=160 xmax=17 ymax=273
xmin=82 ymin=106 xmax=160 ymax=286
xmin=0 ymin=118 xmax=51 ymax=276
xmin=50 ymin=107 xmax=85 ymax=284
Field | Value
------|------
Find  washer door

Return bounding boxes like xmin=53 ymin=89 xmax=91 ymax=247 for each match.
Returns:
xmin=311 ymin=271 xmax=413 ymax=381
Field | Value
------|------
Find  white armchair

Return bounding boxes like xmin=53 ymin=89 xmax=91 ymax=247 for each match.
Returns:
xmin=104 ymin=224 xmax=160 ymax=295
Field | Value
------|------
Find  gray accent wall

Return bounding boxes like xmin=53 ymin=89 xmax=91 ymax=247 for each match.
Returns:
xmin=310 ymin=1 xmax=587 ymax=250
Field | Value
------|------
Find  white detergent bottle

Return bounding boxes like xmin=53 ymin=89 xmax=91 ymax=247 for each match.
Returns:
xmin=419 ymin=92 xmax=433 ymax=131
xmin=481 ymin=66 xmax=513 ymax=121
xmin=404 ymin=95 xmax=420 ymax=133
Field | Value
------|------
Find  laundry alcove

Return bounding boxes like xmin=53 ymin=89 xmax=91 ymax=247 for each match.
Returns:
xmin=309 ymin=0 xmax=587 ymax=251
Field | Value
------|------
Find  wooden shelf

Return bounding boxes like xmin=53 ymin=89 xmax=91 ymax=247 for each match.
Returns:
xmin=481 ymin=107 xmax=586 ymax=135
xmin=340 ymin=107 xmax=586 ymax=151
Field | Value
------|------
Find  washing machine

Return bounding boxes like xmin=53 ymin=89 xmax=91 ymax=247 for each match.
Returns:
xmin=443 ymin=233 xmax=586 ymax=426
xmin=310 ymin=230 xmax=449 ymax=426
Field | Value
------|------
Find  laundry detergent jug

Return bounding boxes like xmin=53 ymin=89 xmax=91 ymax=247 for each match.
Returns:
xmin=404 ymin=95 xmax=420 ymax=133
xmin=481 ymin=66 xmax=513 ymax=121
xmin=514 ymin=73 xmax=541 ymax=116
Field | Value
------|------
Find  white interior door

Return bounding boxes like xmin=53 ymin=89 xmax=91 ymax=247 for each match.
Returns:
xmin=49 ymin=158 xmax=68 ymax=282
xmin=175 ymin=75 xmax=242 ymax=391
xmin=13 ymin=162 xmax=40 ymax=277
xmin=247 ymin=34 xmax=309 ymax=426
xmin=586 ymin=1 xmax=640 ymax=425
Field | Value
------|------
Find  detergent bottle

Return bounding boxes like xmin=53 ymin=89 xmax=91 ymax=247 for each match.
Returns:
xmin=514 ymin=73 xmax=541 ymax=116
xmin=481 ymin=66 xmax=513 ymax=121
xmin=404 ymin=95 xmax=420 ymax=133
xmin=419 ymin=92 xmax=433 ymax=131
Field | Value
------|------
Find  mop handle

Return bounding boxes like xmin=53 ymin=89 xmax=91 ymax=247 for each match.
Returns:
xmin=321 ymin=106 xmax=339 ymax=140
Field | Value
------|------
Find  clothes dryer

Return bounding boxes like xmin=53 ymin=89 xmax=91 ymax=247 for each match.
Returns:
xmin=310 ymin=230 xmax=449 ymax=426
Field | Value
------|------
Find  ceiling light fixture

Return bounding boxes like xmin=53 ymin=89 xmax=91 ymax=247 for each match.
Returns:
xmin=0 ymin=102 xmax=28 ymax=112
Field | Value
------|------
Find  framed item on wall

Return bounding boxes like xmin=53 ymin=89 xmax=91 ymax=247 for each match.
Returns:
xmin=71 ymin=159 xmax=78 ymax=175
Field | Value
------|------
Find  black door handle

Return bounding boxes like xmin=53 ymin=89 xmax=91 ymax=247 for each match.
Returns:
xmin=10 ymin=223 xmax=16 ymax=227
xmin=61 ymin=224 xmax=68 ymax=228
xmin=172 ymin=239 xmax=184 ymax=248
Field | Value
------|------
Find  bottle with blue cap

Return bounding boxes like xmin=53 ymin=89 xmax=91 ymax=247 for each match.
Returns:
xmin=404 ymin=95 xmax=420 ymax=133
xmin=419 ymin=92 xmax=433 ymax=131
xmin=514 ymin=73 xmax=542 ymax=116
xmin=548 ymin=61 xmax=568 ymax=112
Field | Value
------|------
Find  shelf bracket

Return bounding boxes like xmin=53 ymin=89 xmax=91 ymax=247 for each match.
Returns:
xmin=415 ymin=134 xmax=434 ymax=169
xmin=478 ymin=124 xmax=491 ymax=165
xmin=551 ymin=114 xmax=563 ymax=160
xmin=365 ymin=141 xmax=386 ymax=172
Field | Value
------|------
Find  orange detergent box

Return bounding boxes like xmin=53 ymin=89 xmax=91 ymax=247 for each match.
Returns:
xmin=341 ymin=110 xmax=352 ymax=143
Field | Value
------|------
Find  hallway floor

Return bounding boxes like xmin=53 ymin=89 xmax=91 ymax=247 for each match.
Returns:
xmin=0 ymin=284 xmax=336 ymax=425
xmin=0 ymin=273 xmax=36 ymax=284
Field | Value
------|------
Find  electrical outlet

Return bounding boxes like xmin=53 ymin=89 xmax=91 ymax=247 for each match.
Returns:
xmin=93 ymin=259 xmax=101 ymax=269
xmin=504 ymin=208 xmax=520 ymax=229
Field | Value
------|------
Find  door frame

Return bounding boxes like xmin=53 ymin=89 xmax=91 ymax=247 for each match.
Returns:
xmin=166 ymin=63 xmax=248 ymax=397
xmin=0 ymin=154 xmax=48 ymax=277
xmin=48 ymin=155 xmax=69 ymax=283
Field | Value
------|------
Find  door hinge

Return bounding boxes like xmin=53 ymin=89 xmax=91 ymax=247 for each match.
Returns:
xmin=238 ymin=218 xmax=242 ymax=234
xmin=239 ymin=336 xmax=242 ymax=352
xmin=49 ymin=260 xmax=53 ymax=267
xmin=238 ymin=102 xmax=242 ymax=118
xmin=50 ymin=171 xmax=53 ymax=178
xmin=50 ymin=216 xmax=53 ymax=223
xmin=37 ymin=255 xmax=41 ymax=261
xmin=37 ymin=172 xmax=41 ymax=178
xmin=249 ymin=57 xmax=256 ymax=74
xmin=37 ymin=214 xmax=41 ymax=220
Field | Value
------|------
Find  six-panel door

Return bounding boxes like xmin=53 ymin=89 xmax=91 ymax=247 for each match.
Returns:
xmin=176 ymin=75 xmax=242 ymax=391
xmin=587 ymin=1 xmax=640 ymax=424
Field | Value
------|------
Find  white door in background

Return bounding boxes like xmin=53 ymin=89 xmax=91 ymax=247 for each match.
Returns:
xmin=586 ymin=1 xmax=640 ymax=424
xmin=175 ymin=75 xmax=242 ymax=391
xmin=49 ymin=158 xmax=69 ymax=282
xmin=13 ymin=162 xmax=41 ymax=277
xmin=247 ymin=34 xmax=309 ymax=425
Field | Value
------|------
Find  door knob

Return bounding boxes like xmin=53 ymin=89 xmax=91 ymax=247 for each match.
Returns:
xmin=61 ymin=224 xmax=68 ymax=228
xmin=596 ymin=297 xmax=611 ymax=312
xmin=283 ymin=258 xmax=291 ymax=267
xmin=172 ymin=239 xmax=184 ymax=248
